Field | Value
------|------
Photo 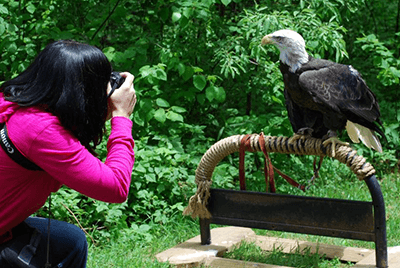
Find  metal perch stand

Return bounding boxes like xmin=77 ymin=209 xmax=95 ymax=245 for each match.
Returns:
xmin=184 ymin=134 xmax=388 ymax=268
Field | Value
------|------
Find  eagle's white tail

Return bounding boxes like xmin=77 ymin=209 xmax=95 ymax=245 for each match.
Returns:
xmin=346 ymin=121 xmax=382 ymax=153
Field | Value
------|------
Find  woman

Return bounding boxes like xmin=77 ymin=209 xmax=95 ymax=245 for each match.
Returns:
xmin=0 ymin=40 xmax=136 ymax=267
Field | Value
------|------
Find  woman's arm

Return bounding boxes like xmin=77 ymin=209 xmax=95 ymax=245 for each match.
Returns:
xmin=28 ymin=116 xmax=135 ymax=203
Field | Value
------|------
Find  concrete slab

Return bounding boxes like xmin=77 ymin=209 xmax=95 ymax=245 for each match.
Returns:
xmin=204 ymin=257 xmax=293 ymax=268
xmin=353 ymin=246 xmax=400 ymax=268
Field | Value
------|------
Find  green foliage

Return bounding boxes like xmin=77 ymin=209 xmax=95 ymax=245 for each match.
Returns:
xmin=357 ymin=34 xmax=400 ymax=86
xmin=6 ymin=0 xmax=400 ymax=246
xmin=353 ymin=33 xmax=400 ymax=167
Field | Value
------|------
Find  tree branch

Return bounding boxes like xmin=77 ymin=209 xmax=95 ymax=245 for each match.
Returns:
xmin=91 ymin=0 xmax=122 ymax=40
xmin=62 ymin=203 xmax=96 ymax=245
xmin=396 ymin=0 xmax=400 ymax=33
xmin=396 ymin=0 xmax=400 ymax=57
xmin=364 ymin=1 xmax=378 ymax=35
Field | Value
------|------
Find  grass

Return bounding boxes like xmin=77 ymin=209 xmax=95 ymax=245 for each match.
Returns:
xmin=87 ymin=173 xmax=400 ymax=267
xmin=224 ymin=241 xmax=354 ymax=268
xmin=87 ymin=214 xmax=199 ymax=267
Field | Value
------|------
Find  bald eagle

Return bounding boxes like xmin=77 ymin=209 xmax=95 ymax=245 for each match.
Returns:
xmin=261 ymin=29 xmax=385 ymax=155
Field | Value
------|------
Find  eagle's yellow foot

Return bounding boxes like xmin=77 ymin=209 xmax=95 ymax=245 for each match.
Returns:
xmin=289 ymin=128 xmax=313 ymax=144
xmin=322 ymin=137 xmax=350 ymax=157
xmin=289 ymin=134 xmax=306 ymax=144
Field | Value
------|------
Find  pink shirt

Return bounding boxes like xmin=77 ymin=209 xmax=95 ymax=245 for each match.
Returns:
xmin=0 ymin=94 xmax=135 ymax=235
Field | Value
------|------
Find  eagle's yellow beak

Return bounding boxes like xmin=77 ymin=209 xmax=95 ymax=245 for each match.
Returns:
xmin=261 ymin=35 xmax=273 ymax=45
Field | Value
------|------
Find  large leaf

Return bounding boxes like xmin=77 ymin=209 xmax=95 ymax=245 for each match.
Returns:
xmin=156 ymin=98 xmax=170 ymax=108
xmin=172 ymin=12 xmax=181 ymax=22
xmin=221 ymin=0 xmax=232 ymax=6
xmin=167 ymin=111 xmax=184 ymax=122
xmin=154 ymin=108 xmax=166 ymax=123
xmin=26 ymin=3 xmax=36 ymax=14
xmin=0 ymin=4 xmax=8 ymax=14
xmin=193 ymin=75 xmax=207 ymax=91
xmin=205 ymin=86 xmax=226 ymax=103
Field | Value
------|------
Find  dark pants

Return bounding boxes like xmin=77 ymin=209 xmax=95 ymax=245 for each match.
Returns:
xmin=1 ymin=217 xmax=88 ymax=268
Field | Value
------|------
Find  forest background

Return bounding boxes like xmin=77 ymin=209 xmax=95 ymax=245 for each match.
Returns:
xmin=1 ymin=0 xmax=399 ymax=265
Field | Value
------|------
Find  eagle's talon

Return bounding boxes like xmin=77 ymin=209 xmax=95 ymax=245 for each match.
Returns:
xmin=322 ymin=137 xmax=350 ymax=157
xmin=289 ymin=127 xmax=313 ymax=144
xmin=289 ymin=134 xmax=304 ymax=144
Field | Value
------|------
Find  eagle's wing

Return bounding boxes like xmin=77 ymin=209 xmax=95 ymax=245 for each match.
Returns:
xmin=298 ymin=63 xmax=381 ymax=131
xmin=298 ymin=63 xmax=385 ymax=149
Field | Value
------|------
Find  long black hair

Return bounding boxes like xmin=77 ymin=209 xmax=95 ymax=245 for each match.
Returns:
xmin=1 ymin=40 xmax=112 ymax=154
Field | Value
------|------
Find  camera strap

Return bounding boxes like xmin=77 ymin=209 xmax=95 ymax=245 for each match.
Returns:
xmin=0 ymin=123 xmax=42 ymax=171
xmin=0 ymin=122 xmax=52 ymax=267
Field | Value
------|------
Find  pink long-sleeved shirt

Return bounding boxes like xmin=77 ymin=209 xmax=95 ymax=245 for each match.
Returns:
xmin=0 ymin=94 xmax=135 ymax=235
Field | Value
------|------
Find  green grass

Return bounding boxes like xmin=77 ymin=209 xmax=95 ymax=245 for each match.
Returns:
xmin=87 ymin=173 xmax=400 ymax=267
xmin=224 ymin=241 xmax=354 ymax=268
xmin=87 ymin=214 xmax=199 ymax=267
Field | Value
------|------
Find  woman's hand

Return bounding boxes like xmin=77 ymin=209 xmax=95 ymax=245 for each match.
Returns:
xmin=107 ymin=72 xmax=136 ymax=119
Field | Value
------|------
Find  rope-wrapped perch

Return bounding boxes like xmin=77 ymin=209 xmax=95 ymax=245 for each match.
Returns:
xmin=183 ymin=134 xmax=376 ymax=219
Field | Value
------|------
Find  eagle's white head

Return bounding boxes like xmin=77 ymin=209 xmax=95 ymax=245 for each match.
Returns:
xmin=261 ymin=29 xmax=309 ymax=72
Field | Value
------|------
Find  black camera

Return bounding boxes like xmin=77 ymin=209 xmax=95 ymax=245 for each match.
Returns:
xmin=108 ymin=71 xmax=125 ymax=98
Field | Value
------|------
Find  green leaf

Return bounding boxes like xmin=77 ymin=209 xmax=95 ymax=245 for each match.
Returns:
xmin=7 ymin=24 xmax=17 ymax=33
xmin=205 ymin=86 xmax=217 ymax=102
xmin=103 ymin=47 xmax=116 ymax=61
xmin=193 ymin=75 xmax=207 ymax=91
xmin=0 ymin=4 xmax=8 ymax=14
xmin=154 ymin=108 xmax=166 ymax=123
xmin=155 ymin=68 xmax=167 ymax=81
xmin=133 ymin=112 xmax=145 ymax=126
xmin=182 ymin=7 xmax=193 ymax=19
xmin=0 ymin=23 xmax=5 ymax=35
xmin=221 ymin=0 xmax=232 ymax=6
xmin=272 ymin=96 xmax=283 ymax=105
xmin=167 ymin=111 xmax=184 ymax=122
xmin=26 ymin=3 xmax=36 ymax=14
xmin=95 ymin=203 xmax=109 ymax=213
xmin=171 ymin=106 xmax=187 ymax=113
xmin=177 ymin=63 xmax=185 ymax=76
xmin=7 ymin=43 xmax=17 ymax=54
xmin=307 ymin=40 xmax=319 ymax=49
xmin=156 ymin=98 xmax=170 ymax=108
xmin=172 ymin=12 xmax=181 ymax=22
xmin=390 ymin=67 xmax=400 ymax=78
xmin=134 ymin=163 xmax=147 ymax=173
xmin=182 ymin=66 xmax=194 ymax=81
xmin=214 ymin=87 xmax=226 ymax=103
xmin=197 ymin=94 xmax=205 ymax=105
xmin=193 ymin=67 xmax=204 ymax=73
xmin=139 ymin=65 xmax=151 ymax=77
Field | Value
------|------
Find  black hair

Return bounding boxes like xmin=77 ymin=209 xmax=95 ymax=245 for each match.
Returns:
xmin=1 ymin=40 xmax=112 ymax=154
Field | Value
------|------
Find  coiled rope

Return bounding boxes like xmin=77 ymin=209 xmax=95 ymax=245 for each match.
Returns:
xmin=183 ymin=134 xmax=376 ymax=219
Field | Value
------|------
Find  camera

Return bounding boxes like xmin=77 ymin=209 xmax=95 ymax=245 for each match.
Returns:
xmin=108 ymin=71 xmax=125 ymax=98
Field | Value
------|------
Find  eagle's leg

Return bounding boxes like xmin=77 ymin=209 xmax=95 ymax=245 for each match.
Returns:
xmin=322 ymin=130 xmax=350 ymax=157
xmin=289 ymin=127 xmax=314 ymax=144
xmin=309 ymin=156 xmax=323 ymax=184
